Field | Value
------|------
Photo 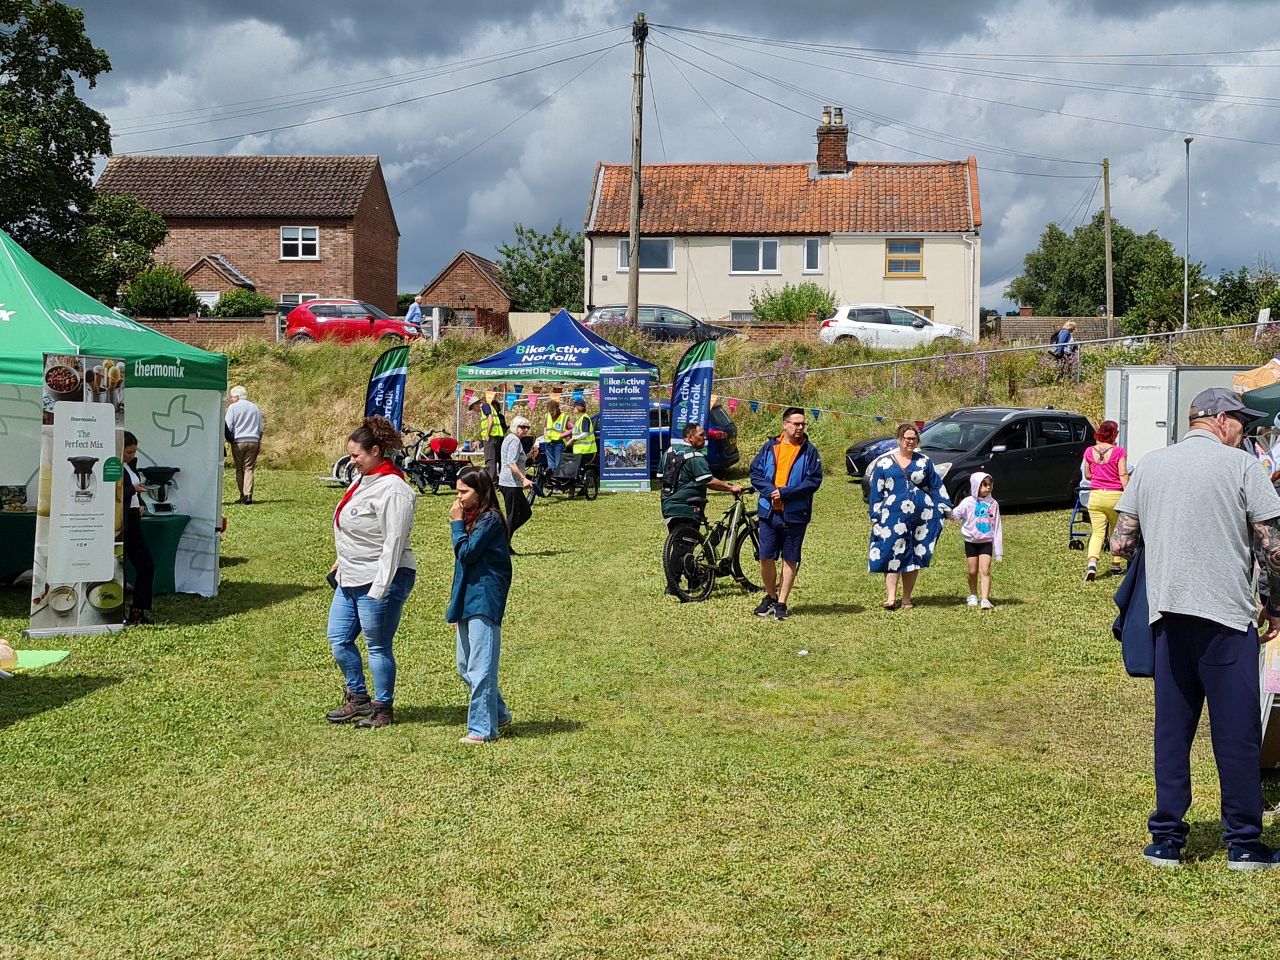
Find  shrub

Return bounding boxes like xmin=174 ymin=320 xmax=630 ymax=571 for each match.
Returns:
xmin=118 ymin=265 xmax=198 ymax=318
xmin=397 ymin=292 xmax=418 ymax=313
xmin=749 ymin=282 xmax=839 ymax=324
xmin=210 ymin=288 xmax=280 ymax=317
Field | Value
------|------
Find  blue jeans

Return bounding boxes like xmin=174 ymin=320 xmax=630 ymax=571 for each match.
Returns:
xmin=544 ymin=440 xmax=564 ymax=472
xmin=327 ymin=567 xmax=415 ymax=705
xmin=456 ymin=615 xmax=510 ymax=739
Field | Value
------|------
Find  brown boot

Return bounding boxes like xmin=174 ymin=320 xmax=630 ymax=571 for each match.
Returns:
xmin=354 ymin=701 xmax=393 ymax=729
xmin=325 ymin=689 xmax=373 ymax=724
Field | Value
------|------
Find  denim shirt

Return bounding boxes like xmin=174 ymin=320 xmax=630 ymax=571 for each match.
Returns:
xmin=446 ymin=512 xmax=513 ymax=624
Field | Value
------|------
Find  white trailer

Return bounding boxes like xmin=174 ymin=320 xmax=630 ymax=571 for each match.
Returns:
xmin=1103 ymin=365 xmax=1253 ymax=466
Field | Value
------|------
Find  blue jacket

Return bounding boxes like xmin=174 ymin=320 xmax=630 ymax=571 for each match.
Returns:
xmin=749 ymin=436 xmax=824 ymax=524
xmin=1112 ymin=549 xmax=1153 ymax=678
xmin=446 ymin=513 xmax=512 ymax=624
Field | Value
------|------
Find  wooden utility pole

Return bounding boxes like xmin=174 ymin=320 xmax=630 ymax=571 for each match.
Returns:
xmin=1103 ymin=158 xmax=1114 ymax=338
xmin=627 ymin=12 xmax=647 ymax=324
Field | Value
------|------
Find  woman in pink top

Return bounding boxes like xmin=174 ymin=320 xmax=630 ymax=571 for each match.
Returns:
xmin=1082 ymin=419 xmax=1128 ymax=581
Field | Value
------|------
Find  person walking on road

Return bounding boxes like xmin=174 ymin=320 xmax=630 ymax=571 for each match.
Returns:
xmin=1111 ymin=387 xmax=1280 ymax=871
xmin=660 ymin=422 xmax=744 ymax=599
xmin=748 ymin=407 xmax=823 ymax=621
xmin=1050 ymin=320 xmax=1078 ymax=379
xmin=325 ymin=416 xmax=417 ymax=730
xmin=225 ymin=385 xmax=264 ymax=504
xmin=499 ymin=416 xmax=535 ymax=549
xmin=448 ymin=466 xmax=514 ymax=745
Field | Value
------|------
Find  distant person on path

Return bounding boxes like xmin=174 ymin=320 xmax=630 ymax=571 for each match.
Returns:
xmin=1082 ymin=419 xmax=1128 ymax=581
xmin=867 ymin=422 xmax=952 ymax=610
xmin=749 ymin=407 xmax=823 ymax=621
xmin=121 ymin=430 xmax=155 ymax=626
xmin=660 ymin=422 xmax=744 ymax=599
xmin=325 ymin=416 xmax=417 ymax=730
xmin=1050 ymin=320 xmax=1078 ymax=379
xmin=543 ymin=399 xmax=567 ymax=473
xmin=405 ymin=293 xmax=424 ymax=328
xmin=949 ymin=472 xmax=1002 ymax=609
xmin=447 ymin=466 xmax=513 ymax=745
xmin=1111 ymin=388 xmax=1280 ymax=871
xmin=225 ymin=385 xmax=264 ymax=504
xmin=499 ymin=416 xmax=534 ymax=550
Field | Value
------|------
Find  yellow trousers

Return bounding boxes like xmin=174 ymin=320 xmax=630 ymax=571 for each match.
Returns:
xmin=1086 ymin=488 xmax=1123 ymax=561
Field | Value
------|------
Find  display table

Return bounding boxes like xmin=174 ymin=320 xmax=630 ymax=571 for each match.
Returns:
xmin=125 ymin=514 xmax=192 ymax=595
xmin=0 ymin=511 xmax=37 ymax=582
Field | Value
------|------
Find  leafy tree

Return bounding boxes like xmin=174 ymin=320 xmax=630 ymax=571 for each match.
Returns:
xmin=210 ymin=288 xmax=279 ymax=317
xmin=1123 ymin=244 xmax=1212 ymax=334
xmin=495 ymin=222 xmax=584 ymax=312
xmin=0 ymin=0 xmax=112 ymax=279
xmin=1004 ymin=212 xmax=1188 ymax=321
xmin=118 ymin=265 xmax=198 ymax=318
xmin=1214 ymin=263 xmax=1278 ymax=322
xmin=397 ymin=292 xmax=418 ymax=313
xmin=749 ymin=282 xmax=839 ymax=323
xmin=78 ymin=193 xmax=167 ymax=306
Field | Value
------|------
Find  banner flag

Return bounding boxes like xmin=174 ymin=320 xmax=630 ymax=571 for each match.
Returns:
xmin=364 ymin=345 xmax=411 ymax=431
xmin=572 ymin=388 xmax=584 ymax=404
xmin=527 ymin=392 xmax=539 ymax=409
xmin=833 ymin=410 xmax=843 ymax=422
xmin=728 ymin=397 xmax=739 ymax=414
xmin=811 ymin=409 xmax=821 ymax=421
xmin=750 ymin=400 xmax=760 ymax=413
xmin=670 ymin=338 xmax=717 ymax=433
xmin=462 ymin=388 xmax=474 ymax=407
xmin=710 ymin=393 xmax=720 ymax=409
xmin=506 ymin=392 xmax=517 ymax=406
xmin=484 ymin=389 xmax=496 ymax=403
xmin=514 ymin=384 xmax=524 ymax=394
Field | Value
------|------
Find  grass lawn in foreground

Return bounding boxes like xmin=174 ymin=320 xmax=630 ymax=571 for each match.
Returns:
xmin=2 ymin=469 xmax=1278 ymax=959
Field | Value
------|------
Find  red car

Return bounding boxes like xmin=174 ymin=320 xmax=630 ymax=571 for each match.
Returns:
xmin=284 ymin=299 xmax=420 ymax=344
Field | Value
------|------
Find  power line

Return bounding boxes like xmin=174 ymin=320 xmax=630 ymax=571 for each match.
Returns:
xmin=654 ymin=44 xmax=758 ymax=161
xmin=659 ymin=26 xmax=1280 ymax=150
xmin=647 ymin=50 xmax=668 ymax=161
xmin=391 ymin=45 xmax=616 ymax=199
xmin=119 ymin=41 xmax=627 ymax=154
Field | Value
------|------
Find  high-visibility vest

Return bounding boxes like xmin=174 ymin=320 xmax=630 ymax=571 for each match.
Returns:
xmin=479 ymin=404 xmax=504 ymax=439
xmin=571 ymin=413 xmax=597 ymax=454
xmin=545 ymin=412 xmax=567 ymax=442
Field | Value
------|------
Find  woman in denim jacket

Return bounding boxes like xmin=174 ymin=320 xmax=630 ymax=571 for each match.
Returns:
xmin=447 ymin=466 xmax=513 ymax=745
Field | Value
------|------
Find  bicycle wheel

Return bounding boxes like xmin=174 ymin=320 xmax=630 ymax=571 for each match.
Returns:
xmin=582 ymin=471 xmax=599 ymax=501
xmin=731 ymin=519 xmax=763 ymax=592
xmin=664 ymin=530 xmax=715 ymax=602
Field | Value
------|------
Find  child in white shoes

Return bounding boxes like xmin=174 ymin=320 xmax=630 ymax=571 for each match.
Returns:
xmin=950 ymin=472 xmax=1003 ymax=610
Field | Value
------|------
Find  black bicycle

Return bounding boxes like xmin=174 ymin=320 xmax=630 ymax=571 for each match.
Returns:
xmin=332 ymin=428 xmax=461 ymax=495
xmin=526 ymin=448 xmax=599 ymax=504
xmin=663 ymin=488 xmax=762 ymax=602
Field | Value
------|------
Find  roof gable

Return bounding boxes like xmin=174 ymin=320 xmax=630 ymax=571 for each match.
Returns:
xmin=421 ymin=250 xmax=513 ymax=302
xmin=96 ymin=155 xmax=383 ymax=218
xmin=586 ymin=158 xmax=980 ymax=235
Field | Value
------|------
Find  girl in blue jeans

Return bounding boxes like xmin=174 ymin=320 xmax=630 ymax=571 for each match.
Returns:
xmin=326 ymin=416 xmax=417 ymax=729
xmin=447 ymin=466 xmax=513 ymax=745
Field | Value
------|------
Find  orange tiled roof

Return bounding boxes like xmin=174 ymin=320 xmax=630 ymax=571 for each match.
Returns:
xmin=96 ymin=155 xmax=382 ymax=218
xmin=586 ymin=158 xmax=980 ymax=234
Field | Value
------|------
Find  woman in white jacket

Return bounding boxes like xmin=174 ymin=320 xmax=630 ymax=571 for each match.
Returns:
xmin=325 ymin=416 xmax=417 ymax=729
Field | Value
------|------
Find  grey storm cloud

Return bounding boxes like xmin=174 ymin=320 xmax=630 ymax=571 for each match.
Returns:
xmin=76 ymin=0 xmax=1280 ymax=308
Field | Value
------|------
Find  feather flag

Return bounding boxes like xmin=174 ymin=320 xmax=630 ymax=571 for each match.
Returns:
xmin=364 ymin=345 xmax=411 ymax=430
xmin=671 ymin=338 xmax=717 ymax=432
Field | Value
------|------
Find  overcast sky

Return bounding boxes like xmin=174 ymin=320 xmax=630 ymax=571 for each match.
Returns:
xmin=80 ymin=0 xmax=1280 ymax=311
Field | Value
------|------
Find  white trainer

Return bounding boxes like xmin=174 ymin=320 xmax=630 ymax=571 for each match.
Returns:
xmin=966 ymin=594 xmax=978 ymax=607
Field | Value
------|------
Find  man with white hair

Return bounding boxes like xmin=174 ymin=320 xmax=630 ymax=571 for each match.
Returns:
xmin=225 ymin=385 xmax=264 ymax=504
xmin=498 ymin=416 xmax=534 ymax=551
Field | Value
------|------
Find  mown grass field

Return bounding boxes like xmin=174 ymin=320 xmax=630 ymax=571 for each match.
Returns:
xmin=2 ymin=468 xmax=1278 ymax=959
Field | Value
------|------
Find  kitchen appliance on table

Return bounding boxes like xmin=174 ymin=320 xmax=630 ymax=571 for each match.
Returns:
xmin=139 ymin=466 xmax=180 ymax=513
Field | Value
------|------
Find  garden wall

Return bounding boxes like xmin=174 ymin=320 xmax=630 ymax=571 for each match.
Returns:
xmin=140 ymin=312 xmax=279 ymax=350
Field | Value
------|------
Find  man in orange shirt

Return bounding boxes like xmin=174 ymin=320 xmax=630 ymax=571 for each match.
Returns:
xmin=748 ymin=407 xmax=824 ymax=621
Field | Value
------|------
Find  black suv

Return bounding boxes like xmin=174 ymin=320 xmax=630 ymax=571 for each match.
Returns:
xmin=584 ymin=304 xmax=739 ymax=342
xmin=856 ymin=407 xmax=1095 ymax=508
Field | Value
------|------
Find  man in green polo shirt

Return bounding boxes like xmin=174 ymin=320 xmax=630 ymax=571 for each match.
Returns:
xmin=660 ymin=422 xmax=743 ymax=598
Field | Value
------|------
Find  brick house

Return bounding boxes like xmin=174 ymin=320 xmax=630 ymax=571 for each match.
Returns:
xmin=584 ymin=106 xmax=982 ymax=336
xmin=419 ymin=250 xmax=513 ymax=337
xmin=95 ymin=155 xmax=399 ymax=314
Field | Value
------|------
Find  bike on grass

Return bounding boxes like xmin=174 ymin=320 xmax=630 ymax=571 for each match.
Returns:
xmin=663 ymin=487 xmax=762 ymax=602
xmin=332 ymin=427 xmax=462 ymax=495
xmin=525 ymin=448 xmax=599 ymax=505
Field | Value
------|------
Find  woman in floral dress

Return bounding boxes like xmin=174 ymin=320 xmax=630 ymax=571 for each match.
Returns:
xmin=867 ymin=422 xmax=952 ymax=609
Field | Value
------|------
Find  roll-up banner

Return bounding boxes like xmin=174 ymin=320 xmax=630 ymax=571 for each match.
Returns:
xmin=26 ymin=354 xmax=126 ymax=637
xmin=598 ymin=372 xmax=651 ymax=491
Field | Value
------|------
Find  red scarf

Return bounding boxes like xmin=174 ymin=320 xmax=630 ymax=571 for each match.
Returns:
xmin=334 ymin=460 xmax=404 ymax=528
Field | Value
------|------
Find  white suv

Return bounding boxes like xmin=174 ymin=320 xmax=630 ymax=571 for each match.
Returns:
xmin=818 ymin=304 xmax=972 ymax=350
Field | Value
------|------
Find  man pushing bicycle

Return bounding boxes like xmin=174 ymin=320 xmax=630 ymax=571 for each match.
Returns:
xmin=660 ymin=421 xmax=744 ymax=599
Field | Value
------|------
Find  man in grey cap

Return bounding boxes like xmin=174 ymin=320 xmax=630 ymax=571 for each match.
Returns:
xmin=1112 ymin=386 xmax=1280 ymax=871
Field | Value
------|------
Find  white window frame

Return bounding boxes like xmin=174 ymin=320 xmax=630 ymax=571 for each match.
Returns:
xmin=730 ymin=237 xmax=781 ymax=275
xmin=280 ymin=292 xmax=318 ymax=307
xmin=280 ymin=226 xmax=319 ymax=261
xmin=617 ymin=237 xmax=675 ymax=272
xmin=803 ymin=237 xmax=822 ymax=274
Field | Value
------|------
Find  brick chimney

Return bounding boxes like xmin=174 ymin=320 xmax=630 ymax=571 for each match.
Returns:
xmin=816 ymin=105 xmax=848 ymax=175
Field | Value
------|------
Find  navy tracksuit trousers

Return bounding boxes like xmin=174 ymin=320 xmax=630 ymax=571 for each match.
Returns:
xmin=1149 ymin=613 xmax=1263 ymax=848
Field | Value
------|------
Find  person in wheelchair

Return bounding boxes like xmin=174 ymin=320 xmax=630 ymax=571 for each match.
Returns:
xmin=660 ymin=421 xmax=744 ymax=599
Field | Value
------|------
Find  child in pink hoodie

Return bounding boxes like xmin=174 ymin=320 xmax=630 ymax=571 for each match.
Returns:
xmin=950 ymin=472 xmax=1003 ymax=609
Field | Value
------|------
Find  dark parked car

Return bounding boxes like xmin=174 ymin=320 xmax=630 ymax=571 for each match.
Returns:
xmin=584 ymin=304 xmax=739 ymax=342
xmin=855 ymin=407 xmax=1095 ymax=508
xmin=644 ymin=400 xmax=740 ymax=476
